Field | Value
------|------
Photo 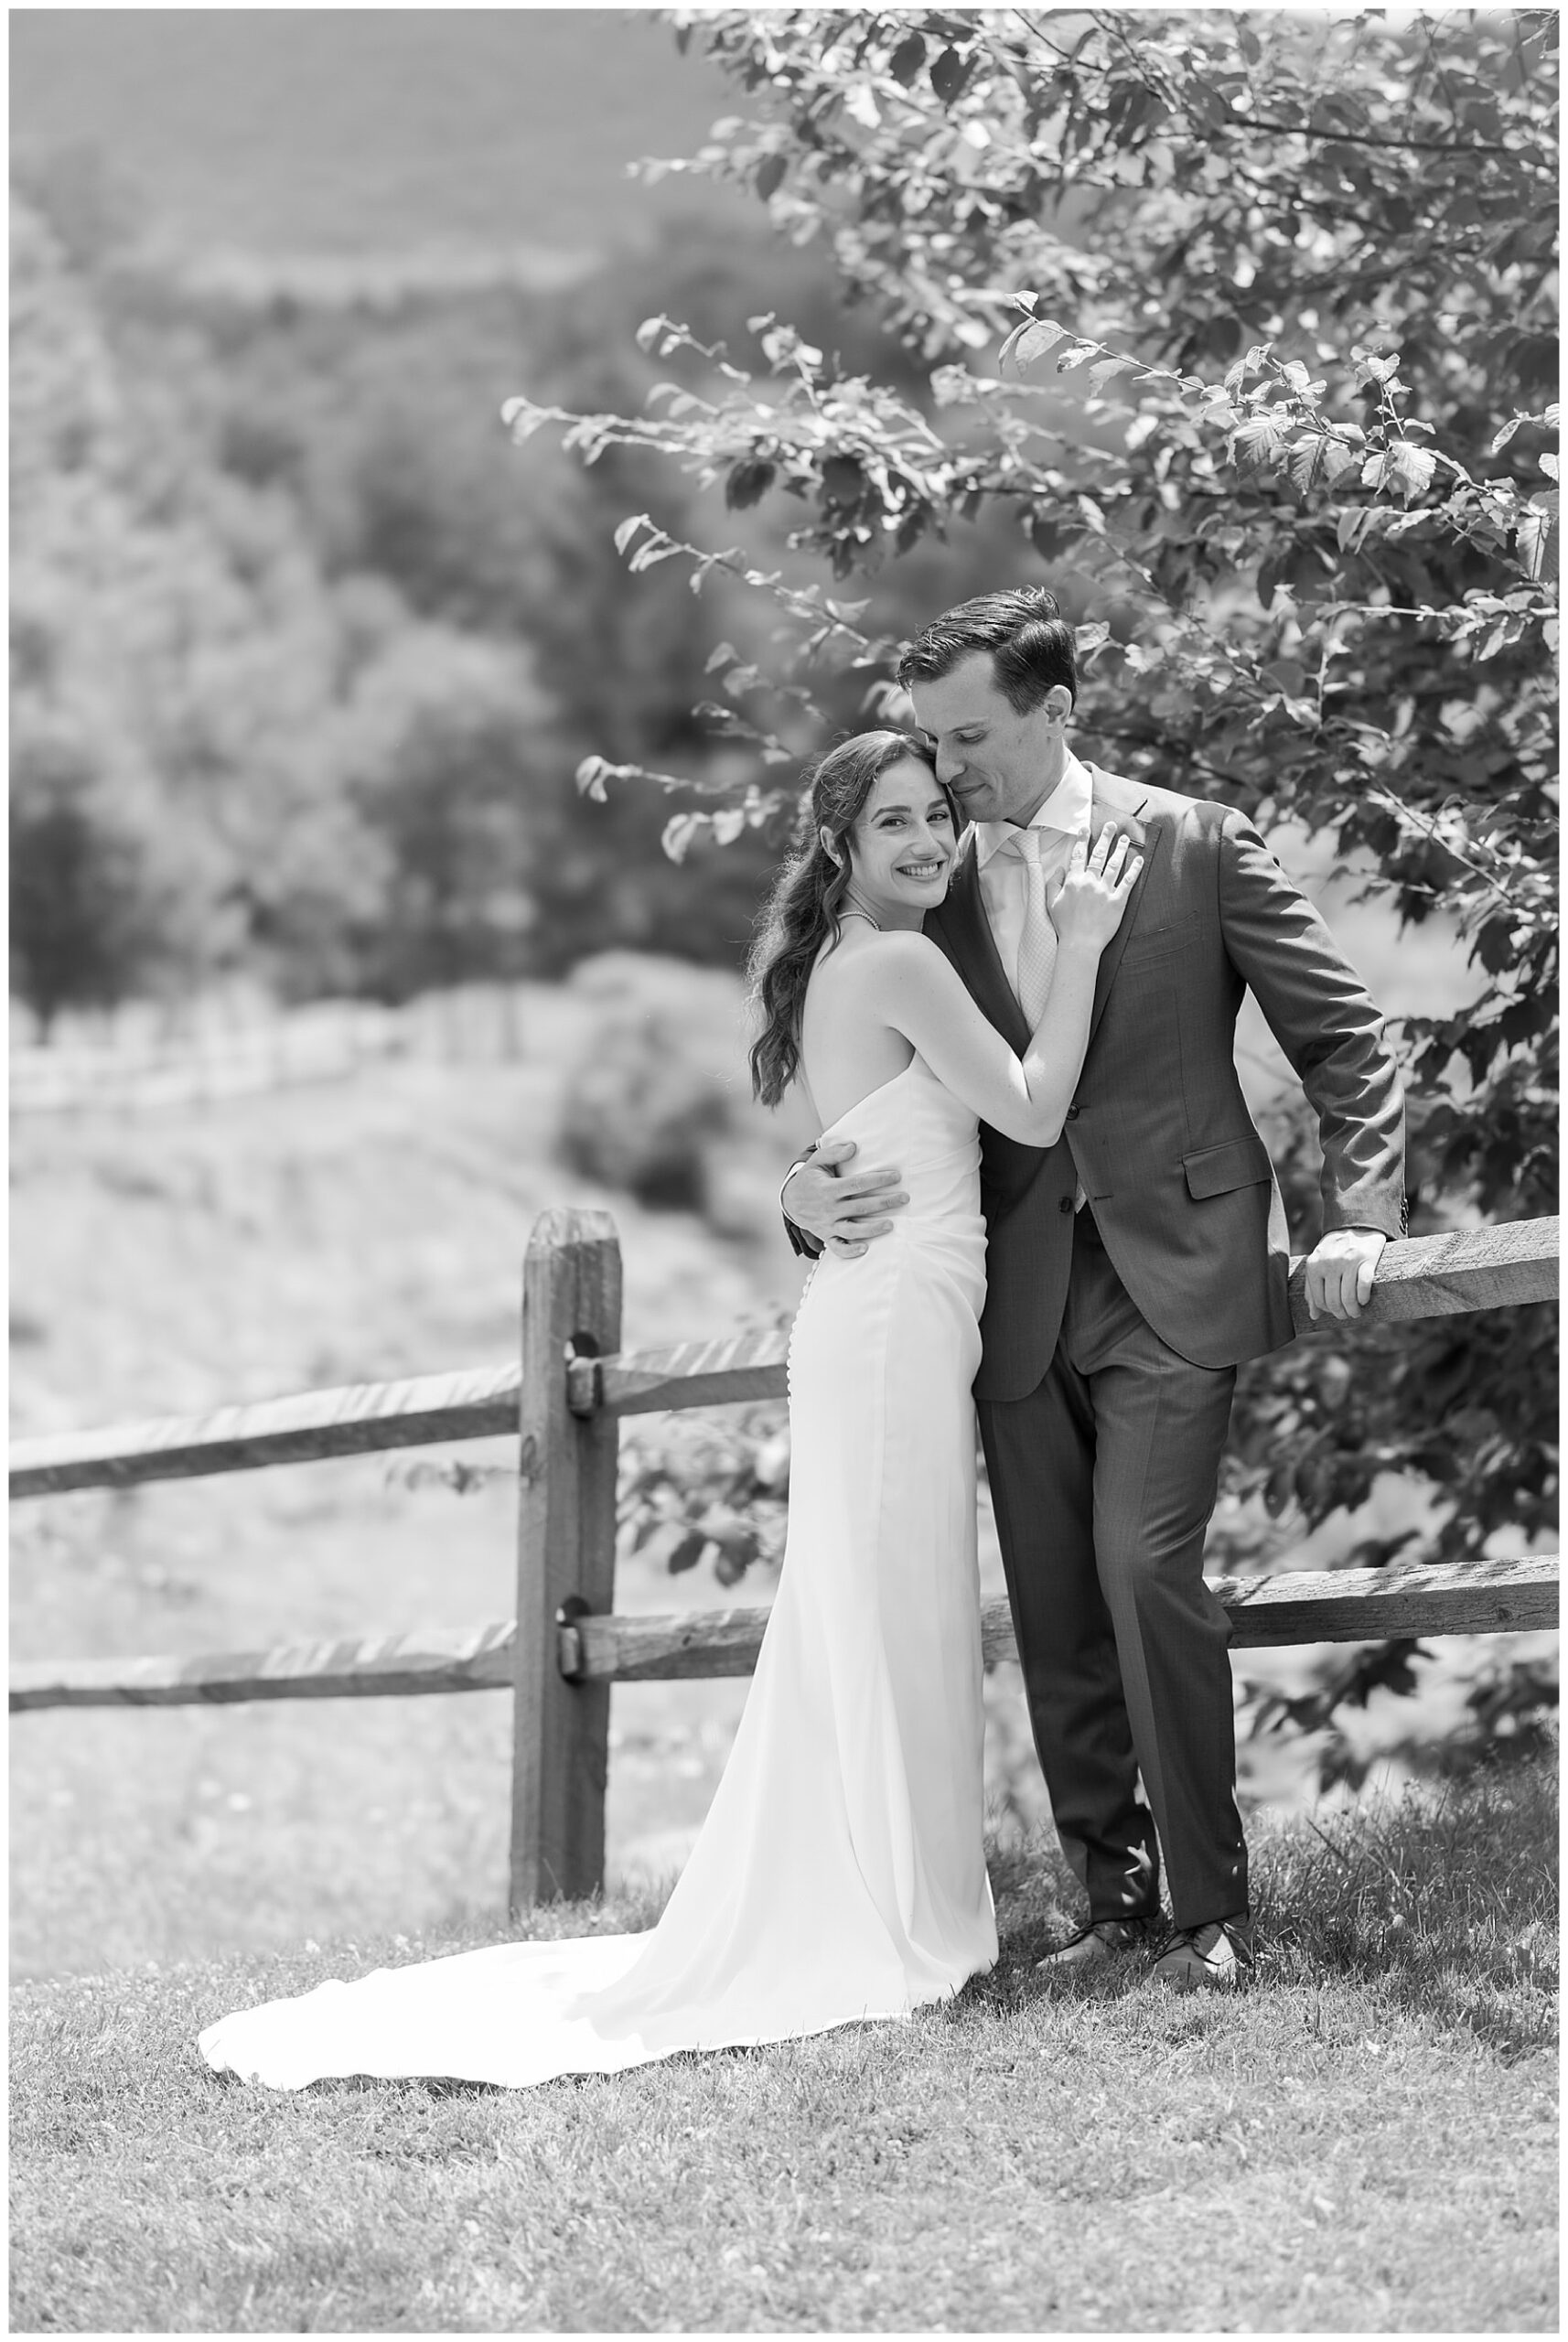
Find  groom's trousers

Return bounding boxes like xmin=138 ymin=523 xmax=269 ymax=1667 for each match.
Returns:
xmin=977 ymin=1206 xmax=1249 ymax=1930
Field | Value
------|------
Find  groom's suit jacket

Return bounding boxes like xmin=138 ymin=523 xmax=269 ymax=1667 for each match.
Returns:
xmin=922 ymin=765 xmax=1405 ymax=1402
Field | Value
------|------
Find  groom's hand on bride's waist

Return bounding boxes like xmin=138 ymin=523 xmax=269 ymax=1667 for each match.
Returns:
xmin=781 ymin=1140 xmax=908 ymax=1260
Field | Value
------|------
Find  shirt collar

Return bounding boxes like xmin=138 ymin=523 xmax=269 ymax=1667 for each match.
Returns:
xmin=972 ymin=751 xmax=1095 ymax=868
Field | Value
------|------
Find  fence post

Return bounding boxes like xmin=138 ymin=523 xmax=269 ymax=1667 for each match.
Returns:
xmin=510 ymin=1206 xmax=622 ymax=1915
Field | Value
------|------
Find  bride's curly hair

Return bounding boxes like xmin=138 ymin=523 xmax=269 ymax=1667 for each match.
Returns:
xmin=746 ymin=728 xmax=949 ymax=1107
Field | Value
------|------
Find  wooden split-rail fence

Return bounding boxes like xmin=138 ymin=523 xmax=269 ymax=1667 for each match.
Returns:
xmin=10 ymin=1209 xmax=1560 ymax=1914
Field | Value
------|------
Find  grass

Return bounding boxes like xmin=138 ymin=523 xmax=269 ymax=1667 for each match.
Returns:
xmin=9 ymin=1756 xmax=1557 ymax=2334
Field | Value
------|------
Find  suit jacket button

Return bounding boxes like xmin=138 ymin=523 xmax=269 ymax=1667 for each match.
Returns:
xmin=1059 ymin=1196 xmax=1075 ymax=1214
xmin=1066 ymin=1105 xmax=1080 ymax=1121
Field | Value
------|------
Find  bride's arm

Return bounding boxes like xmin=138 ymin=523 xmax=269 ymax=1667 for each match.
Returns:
xmin=864 ymin=829 xmax=1141 ymax=1147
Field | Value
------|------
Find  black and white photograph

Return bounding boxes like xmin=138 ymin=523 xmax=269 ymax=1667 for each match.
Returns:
xmin=9 ymin=5 xmax=1558 ymax=2332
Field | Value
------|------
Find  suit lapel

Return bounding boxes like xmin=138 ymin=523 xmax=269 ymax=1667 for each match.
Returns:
xmin=929 ymin=831 xmax=1033 ymax=1054
xmin=1083 ymin=766 xmax=1156 ymax=1048
xmin=931 ymin=767 xmax=1160 ymax=1056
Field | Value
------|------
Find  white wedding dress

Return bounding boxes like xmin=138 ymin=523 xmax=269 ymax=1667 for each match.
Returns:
xmin=199 ymin=1055 xmax=996 ymax=2090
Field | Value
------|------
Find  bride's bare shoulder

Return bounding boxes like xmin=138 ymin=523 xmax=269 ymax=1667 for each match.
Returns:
xmin=862 ymin=929 xmax=954 ymax=988
xmin=811 ymin=929 xmax=950 ymax=1006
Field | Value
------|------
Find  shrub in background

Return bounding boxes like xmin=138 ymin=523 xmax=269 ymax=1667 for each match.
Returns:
xmin=554 ymin=954 xmax=757 ymax=1212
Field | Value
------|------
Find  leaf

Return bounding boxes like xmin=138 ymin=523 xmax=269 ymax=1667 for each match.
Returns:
xmin=613 ymin=512 xmax=649 ymax=556
xmin=661 ymin=812 xmax=702 ymax=863
xmin=501 ymin=400 xmax=547 ymax=444
xmin=821 ymin=455 xmax=866 ymax=506
xmin=1030 ymin=514 xmax=1081 ymax=561
xmin=1011 ymin=318 xmax=1067 ymax=370
xmin=704 ymin=640 xmax=738 ymax=673
xmin=1056 ymin=342 xmax=1096 ymax=371
xmin=889 ymin=30 xmax=927 ymax=84
xmin=930 ymin=45 xmax=970 ymax=103
xmin=664 ymin=1526 xmax=707 ymax=1576
xmin=725 ymin=458 xmax=777 ymax=510
xmin=575 ymin=756 xmax=610 ymax=802
xmin=752 ymin=1430 xmax=791 ymax=1491
xmin=1514 ymin=501 xmax=1555 ymax=584
xmin=1087 ymin=357 xmax=1128 ymax=394
xmin=1286 ymin=435 xmax=1327 ymax=496
xmin=1231 ymin=414 xmax=1285 ymax=471
xmin=755 ymin=153 xmax=788 ymax=202
xmin=1388 ymin=442 xmax=1437 ymax=500
xmin=711 ymin=1528 xmax=757 ymax=1588
xmin=1239 ymin=22 xmax=1262 ymax=63
xmin=628 ymin=539 xmax=682 ymax=572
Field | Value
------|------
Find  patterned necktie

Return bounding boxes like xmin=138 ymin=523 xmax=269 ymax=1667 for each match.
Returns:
xmin=1011 ymin=828 xmax=1058 ymax=1026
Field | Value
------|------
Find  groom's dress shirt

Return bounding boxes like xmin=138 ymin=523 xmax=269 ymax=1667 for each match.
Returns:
xmin=970 ymin=752 xmax=1095 ymax=1012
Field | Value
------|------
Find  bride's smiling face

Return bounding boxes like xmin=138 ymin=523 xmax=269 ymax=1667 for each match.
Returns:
xmin=841 ymin=756 xmax=957 ymax=926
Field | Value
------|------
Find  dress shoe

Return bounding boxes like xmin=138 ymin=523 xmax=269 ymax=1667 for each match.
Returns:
xmin=1035 ymin=1915 xmax=1160 ymax=1971
xmin=1151 ymin=1917 xmax=1255 ymax=1992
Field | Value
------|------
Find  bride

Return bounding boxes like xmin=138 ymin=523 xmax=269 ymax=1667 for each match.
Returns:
xmin=199 ymin=729 xmax=1138 ymax=2090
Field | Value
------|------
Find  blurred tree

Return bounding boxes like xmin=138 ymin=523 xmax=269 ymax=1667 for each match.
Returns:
xmin=331 ymin=620 xmax=563 ymax=999
xmin=9 ymin=726 xmax=184 ymax=1039
xmin=506 ymin=11 xmax=1558 ymax=1620
xmin=10 ymin=199 xmax=235 ymax=1025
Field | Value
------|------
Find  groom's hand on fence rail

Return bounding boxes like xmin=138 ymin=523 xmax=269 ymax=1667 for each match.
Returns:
xmin=1301 ymin=1226 xmax=1389 ymax=1322
xmin=782 ymin=1139 xmax=908 ymax=1260
xmin=1283 ymin=1216 xmax=1555 ymax=1337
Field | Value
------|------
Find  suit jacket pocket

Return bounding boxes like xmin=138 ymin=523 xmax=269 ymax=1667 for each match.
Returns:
xmin=1183 ymin=1134 xmax=1273 ymax=1198
xmin=1120 ymin=914 xmax=1204 ymax=969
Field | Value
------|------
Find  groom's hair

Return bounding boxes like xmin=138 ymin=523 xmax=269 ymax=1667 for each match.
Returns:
xmin=897 ymin=587 xmax=1078 ymax=715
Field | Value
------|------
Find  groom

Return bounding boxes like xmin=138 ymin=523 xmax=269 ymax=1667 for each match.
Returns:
xmin=780 ymin=589 xmax=1404 ymax=1990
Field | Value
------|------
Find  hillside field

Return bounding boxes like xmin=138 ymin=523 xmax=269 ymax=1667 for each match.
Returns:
xmin=10 ymin=10 xmax=742 ymax=273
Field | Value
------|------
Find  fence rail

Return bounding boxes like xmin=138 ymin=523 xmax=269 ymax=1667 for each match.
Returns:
xmin=12 ymin=1218 xmax=1559 ymax=1499
xmin=14 ymin=1555 xmax=1554 ymax=1717
xmin=9 ymin=1364 xmax=525 ymax=1499
xmin=10 ymin=1208 xmax=1560 ymax=1913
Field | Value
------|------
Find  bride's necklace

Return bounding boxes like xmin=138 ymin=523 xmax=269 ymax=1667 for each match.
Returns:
xmin=839 ymin=907 xmax=881 ymax=932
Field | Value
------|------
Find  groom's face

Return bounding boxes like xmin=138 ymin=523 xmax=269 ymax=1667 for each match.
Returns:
xmin=908 ymin=652 xmax=1062 ymax=828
